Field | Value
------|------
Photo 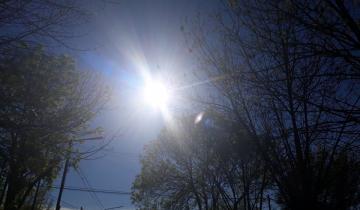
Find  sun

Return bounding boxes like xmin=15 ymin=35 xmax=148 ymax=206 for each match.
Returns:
xmin=142 ymin=79 xmax=170 ymax=109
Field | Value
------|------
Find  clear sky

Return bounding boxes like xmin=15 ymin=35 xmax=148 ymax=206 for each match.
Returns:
xmin=50 ymin=1 xmax=219 ymax=209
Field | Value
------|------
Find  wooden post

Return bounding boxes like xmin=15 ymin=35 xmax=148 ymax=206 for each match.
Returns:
xmin=55 ymin=158 xmax=69 ymax=210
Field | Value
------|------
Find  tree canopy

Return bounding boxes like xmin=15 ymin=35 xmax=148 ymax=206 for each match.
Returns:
xmin=0 ymin=48 xmax=108 ymax=210
xmin=132 ymin=111 xmax=266 ymax=210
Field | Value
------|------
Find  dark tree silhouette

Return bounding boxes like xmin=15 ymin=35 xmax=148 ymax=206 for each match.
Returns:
xmin=134 ymin=0 xmax=360 ymax=209
xmin=0 ymin=0 xmax=91 ymax=54
xmin=132 ymin=111 xmax=268 ymax=210
xmin=0 ymin=48 xmax=108 ymax=210
xmin=186 ymin=0 xmax=360 ymax=209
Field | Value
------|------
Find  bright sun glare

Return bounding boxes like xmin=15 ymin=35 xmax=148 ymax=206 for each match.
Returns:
xmin=143 ymin=79 xmax=170 ymax=109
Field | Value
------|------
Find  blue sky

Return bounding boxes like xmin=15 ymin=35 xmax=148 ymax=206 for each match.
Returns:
xmin=50 ymin=1 xmax=219 ymax=209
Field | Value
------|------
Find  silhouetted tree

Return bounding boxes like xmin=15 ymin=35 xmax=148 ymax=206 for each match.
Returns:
xmin=0 ymin=0 xmax=91 ymax=54
xmin=132 ymin=111 xmax=268 ymax=210
xmin=182 ymin=0 xmax=360 ymax=209
xmin=0 ymin=48 xmax=108 ymax=210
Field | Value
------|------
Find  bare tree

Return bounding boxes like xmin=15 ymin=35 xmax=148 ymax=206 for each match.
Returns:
xmin=0 ymin=0 xmax=92 ymax=54
xmin=183 ymin=0 xmax=360 ymax=209
xmin=132 ymin=111 xmax=268 ymax=210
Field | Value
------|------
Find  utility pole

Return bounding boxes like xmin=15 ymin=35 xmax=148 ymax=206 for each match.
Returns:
xmin=55 ymin=158 xmax=70 ymax=210
xmin=55 ymin=136 xmax=102 ymax=210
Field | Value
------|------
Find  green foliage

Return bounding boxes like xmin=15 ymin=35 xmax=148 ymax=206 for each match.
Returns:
xmin=0 ymin=48 xmax=108 ymax=210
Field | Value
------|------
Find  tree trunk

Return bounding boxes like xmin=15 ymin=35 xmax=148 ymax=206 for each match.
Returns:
xmin=4 ymin=179 xmax=18 ymax=210
xmin=0 ymin=175 xmax=8 ymax=206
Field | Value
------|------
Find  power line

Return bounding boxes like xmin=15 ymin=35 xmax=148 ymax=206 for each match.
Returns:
xmin=76 ymin=167 xmax=105 ymax=210
xmin=79 ymin=167 xmax=105 ymax=209
xmin=61 ymin=199 xmax=79 ymax=209
xmin=51 ymin=186 xmax=131 ymax=195
xmin=50 ymin=194 xmax=79 ymax=209
xmin=104 ymin=206 xmax=124 ymax=210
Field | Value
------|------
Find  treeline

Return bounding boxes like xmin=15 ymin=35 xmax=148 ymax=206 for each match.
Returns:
xmin=0 ymin=1 xmax=108 ymax=210
xmin=132 ymin=0 xmax=360 ymax=210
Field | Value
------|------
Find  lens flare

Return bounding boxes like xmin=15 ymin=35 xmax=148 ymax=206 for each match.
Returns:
xmin=194 ymin=112 xmax=204 ymax=124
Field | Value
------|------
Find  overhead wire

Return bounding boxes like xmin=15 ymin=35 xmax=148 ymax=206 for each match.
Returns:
xmin=75 ymin=167 xmax=105 ymax=210
xmin=77 ymin=167 xmax=105 ymax=209
xmin=49 ymin=194 xmax=79 ymax=209
xmin=50 ymin=186 xmax=131 ymax=195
